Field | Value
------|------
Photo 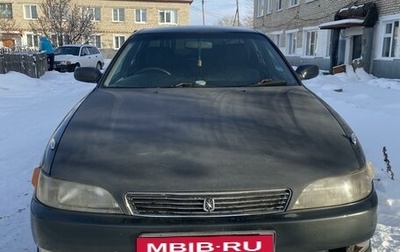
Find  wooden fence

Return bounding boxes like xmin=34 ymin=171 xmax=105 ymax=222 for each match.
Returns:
xmin=0 ymin=49 xmax=47 ymax=78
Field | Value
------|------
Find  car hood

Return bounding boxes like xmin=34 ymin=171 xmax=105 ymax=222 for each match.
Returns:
xmin=54 ymin=54 xmax=77 ymax=62
xmin=51 ymin=87 xmax=361 ymax=196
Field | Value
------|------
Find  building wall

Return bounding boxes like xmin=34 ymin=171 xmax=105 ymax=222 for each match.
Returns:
xmin=378 ymin=0 xmax=400 ymax=16
xmin=0 ymin=0 xmax=192 ymax=58
xmin=254 ymin=0 xmax=352 ymax=34
xmin=254 ymin=0 xmax=400 ymax=79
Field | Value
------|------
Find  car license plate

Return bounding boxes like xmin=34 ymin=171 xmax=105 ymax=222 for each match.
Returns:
xmin=137 ymin=232 xmax=275 ymax=252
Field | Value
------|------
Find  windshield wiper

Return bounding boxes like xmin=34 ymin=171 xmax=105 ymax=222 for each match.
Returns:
xmin=251 ymin=79 xmax=287 ymax=87
xmin=174 ymin=82 xmax=194 ymax=88
xmin=173 ymin=80 xmax=207 ymax=88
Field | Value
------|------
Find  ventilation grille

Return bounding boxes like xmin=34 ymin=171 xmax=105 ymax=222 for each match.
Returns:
xmin=125 ymin=189 xmax=291 ymax=217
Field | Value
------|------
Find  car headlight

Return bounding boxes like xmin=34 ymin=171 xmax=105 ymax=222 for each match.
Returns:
xmin=292 ymin=162 xmax=375 ymax=210
xmin=35 ymin=171 xmax=123 ymax=214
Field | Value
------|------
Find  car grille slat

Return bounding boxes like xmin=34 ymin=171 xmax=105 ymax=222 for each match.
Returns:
xmin=125 ymin=189 xmax=291 ymax=217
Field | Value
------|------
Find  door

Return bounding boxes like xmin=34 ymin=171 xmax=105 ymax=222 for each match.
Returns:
xmin=79 ymin=46 xmax=92 ymax=67
xmin=338 ymin=39 xmax=346 ymax=65
xmin=352 ymin=35 xmax=362 ymax=60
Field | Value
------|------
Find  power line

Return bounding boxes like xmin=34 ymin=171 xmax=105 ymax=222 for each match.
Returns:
xmin=190 ymin=6 xmax=226 ymax=19
xmin=191 ymin=0 xmax=247 ymax=25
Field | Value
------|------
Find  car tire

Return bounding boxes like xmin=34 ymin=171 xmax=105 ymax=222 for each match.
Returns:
xmin=69 ymin=63 xmax=80 ymax=72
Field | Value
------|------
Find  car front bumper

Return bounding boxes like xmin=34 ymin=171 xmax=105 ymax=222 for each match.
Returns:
xmin=31 ymin=190 xmax=377 ymax=252
xmin=54 ymin=63 xmax=75 ymax=72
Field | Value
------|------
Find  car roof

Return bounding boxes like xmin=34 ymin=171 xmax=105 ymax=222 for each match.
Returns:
xmin=134 ymin=25 xmax=260 ymax=35
xmin=58 ymin=44 xmax=95 ymax=48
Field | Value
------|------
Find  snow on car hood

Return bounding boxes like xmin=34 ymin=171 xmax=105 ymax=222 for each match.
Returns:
xmin=50 ymin=86 xmax=362 ymax=196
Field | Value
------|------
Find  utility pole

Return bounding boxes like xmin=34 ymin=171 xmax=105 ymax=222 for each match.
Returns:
xmin=202 ymin=0 xmax=205 ymax=25
xmin=236 ymin=0 xmax=240 ymax=26
xmin=233 ymin=0 xmax=240 ymax=26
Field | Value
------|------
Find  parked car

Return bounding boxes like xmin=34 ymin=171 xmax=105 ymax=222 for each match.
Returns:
xmin=30 ymin=26 xmax=377 ymax=252
xmin=53 ymin=44 xmax=104 ymax=72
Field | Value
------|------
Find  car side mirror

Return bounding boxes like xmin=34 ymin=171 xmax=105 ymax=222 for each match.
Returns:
xmin=295 ymin=65 xmax=319 ymax=80
xmin=74 ymin=67 xmax=102 ymax=83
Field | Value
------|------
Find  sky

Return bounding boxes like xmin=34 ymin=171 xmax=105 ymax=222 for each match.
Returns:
xmin=190 ymin=0 xmax=252 ymax=25
xmin=0 ymin=63 xmax=400 ymax=251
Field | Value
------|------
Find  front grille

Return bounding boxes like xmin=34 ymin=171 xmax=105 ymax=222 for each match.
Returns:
xmin=125 ymin=189 xmax=291 ymax=217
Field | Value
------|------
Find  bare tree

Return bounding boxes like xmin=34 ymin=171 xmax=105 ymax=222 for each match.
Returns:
xmin=215 ymin=15 xmax=233 ymax=26
xmin=30 ymin=0 xmax=97 ymax=46
xmin=215 ymin=0 xmax=254 ymax=27
xmin=0 ymin=19 xmax=19 ymax=33
xmin=241 ymin=14 xmax=253 ymax=28
xmin=0 ymin=19 xmax=20 ymax=49
xmin=215 ymin=15 xmax=253 ymax=28
xmin=243 ymin=0 xmax=254 ymax=27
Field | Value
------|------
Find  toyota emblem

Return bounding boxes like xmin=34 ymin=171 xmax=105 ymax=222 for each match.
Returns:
xmin=203 ymin=198 xmax=215 ymax=212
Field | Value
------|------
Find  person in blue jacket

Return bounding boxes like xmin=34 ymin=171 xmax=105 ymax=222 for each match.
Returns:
xmin=39 ymin=36 xmax=55 ymax=71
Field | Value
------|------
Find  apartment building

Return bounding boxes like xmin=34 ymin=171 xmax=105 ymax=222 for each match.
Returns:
xmin=0 ymin=0 xmax=192 ymax=57
xmin=254 ymin=0 xmax=400 ymax=79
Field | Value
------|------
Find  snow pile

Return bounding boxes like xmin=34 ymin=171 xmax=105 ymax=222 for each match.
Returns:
xmin=304 ymin=69 xmax=400 ymax=251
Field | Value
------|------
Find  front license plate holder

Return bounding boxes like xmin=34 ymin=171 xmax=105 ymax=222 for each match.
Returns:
xmin=137 ymin=231 xmax=275 ymax=252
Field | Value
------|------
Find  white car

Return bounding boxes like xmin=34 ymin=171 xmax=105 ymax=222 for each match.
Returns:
xmin=54 ymin=44 xmax=104 ymax=72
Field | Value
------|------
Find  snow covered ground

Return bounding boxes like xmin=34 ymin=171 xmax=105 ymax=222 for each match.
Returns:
xmin=0 ymin=65 xmax=399 ymax=251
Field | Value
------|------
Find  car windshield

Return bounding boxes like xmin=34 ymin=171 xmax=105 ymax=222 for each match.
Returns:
xmin=102 ymin=32 xmax=299 ymax=88
xmin=54 ymin=46 xmax=80 ymax=56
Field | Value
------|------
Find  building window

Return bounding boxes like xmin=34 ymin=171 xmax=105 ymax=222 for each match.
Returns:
xmin=27 ymin=34 xmax=40 ymax=48
xmin=159 ymin=10 xmax=177 ymax=24
xmin=135 ymin=9 xmax=147 ymax=23
xmin=83 ymin=7 xmax=101 ymax=21
xmin=382 ymin=21 xmax=400 ymax=58
xmin=88 ymin=35 xmax=102 ymax=48
xmin=274 ymin=34 xmax=281 ymax=47
xmin=24 ymin=4 xmax=38 ymax=20
xmin=325 ymin=30 xmax=331 ymax=57
xmin=0 ymin=3 xmax=12 ymax=18
xmin=286 ymin=32 xmax=297 ymax=55
xmin=256 ymin=0 xmax=264 ymax=17
xmin=112 ymin=8 xmax=125 ymax=22
xmin=114 ymin=36 xmax=125 ymax=50
xmin=305 ymin=30 xmax=318 ymax=56
xmin=277 ymin=0 xmax=283 ymax=10
xmin=266 ymin=0 xmax=273 ymax=14
xmin=289 ymin=0 xmax=299 ymax=8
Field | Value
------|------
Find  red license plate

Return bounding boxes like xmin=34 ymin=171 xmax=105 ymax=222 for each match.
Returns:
xmin=136 ymin=233 xmax=275 ymax=252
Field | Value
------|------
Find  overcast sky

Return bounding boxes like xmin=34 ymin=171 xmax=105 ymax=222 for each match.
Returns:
xmin=190 ymin=0 xmax=252 ymax=25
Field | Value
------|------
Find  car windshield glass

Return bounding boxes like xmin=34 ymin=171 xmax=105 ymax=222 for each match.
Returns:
xmin=54 ymin=46 xmax=80 ymax=56
xmin=102 ymin=32 xmax=299 ymax=88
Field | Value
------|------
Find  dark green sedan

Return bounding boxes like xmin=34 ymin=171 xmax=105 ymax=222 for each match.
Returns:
xmin=31 ymin=26 xmax=377 ymax=252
